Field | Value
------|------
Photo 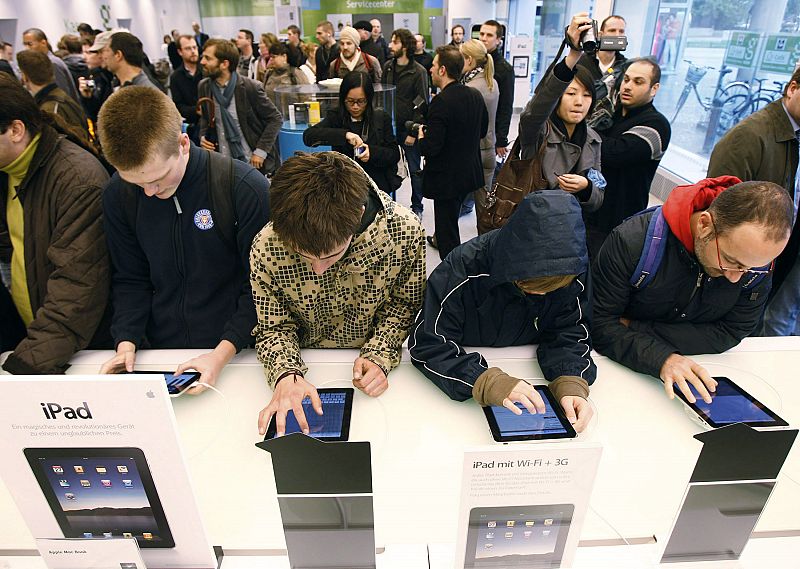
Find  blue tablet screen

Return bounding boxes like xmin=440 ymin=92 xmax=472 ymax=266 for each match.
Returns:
xmin=687 ymin=379 xmax=774 ymax=425
xmin=281 ymin=391 xmax=347 ymax=438
xmin=490 ymin=391 xmax=568 ymax=437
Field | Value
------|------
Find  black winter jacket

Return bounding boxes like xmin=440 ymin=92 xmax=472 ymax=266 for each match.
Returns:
xmin=409 ymin=190 xmax=596 ymax=400
xmin=170 ymin=66 xmax=202 ymax=126
xmin=490 ymin=48 xmax=515 ymax=148
xmin=592 ymin=209 xmax=771 ymax=379
xmin=381 ymin=58 xmax=429 ymax=138
xmin=103 ymin=144 xmax=270 ymax=351
xmin=418 ymin=82 xmax=488 ymax=199
xmin=303 ymin=108 xmax=400 ymax=194
xmin=585 ymin=101 xmax=671 ymax=234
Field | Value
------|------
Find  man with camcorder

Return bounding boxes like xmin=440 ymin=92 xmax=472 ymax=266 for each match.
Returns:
xmin=584 ymin=56 xmax=670 ymax=257
xmin=415 ymin=45 xmax=488 ymax=260
xmin=576 ymin=14 xmax=628 ymax=131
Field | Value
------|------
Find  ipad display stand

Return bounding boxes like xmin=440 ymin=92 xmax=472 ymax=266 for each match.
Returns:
xmin=660 ymin=423 xmax=798 ymax=563
xmin=256 ymin=434 xmax=376 ymax=569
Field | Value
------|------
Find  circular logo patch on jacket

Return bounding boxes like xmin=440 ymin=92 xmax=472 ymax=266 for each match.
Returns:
xmin=194 ymin=209 xmax=214 ymax=230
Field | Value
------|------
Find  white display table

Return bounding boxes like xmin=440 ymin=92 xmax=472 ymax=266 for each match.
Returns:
xmin=0 ymin=338 xmax=797 ymax=567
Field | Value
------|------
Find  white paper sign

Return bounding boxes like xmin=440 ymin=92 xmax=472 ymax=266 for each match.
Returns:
xmin=454 ymin=443 xmax=602 ymax=568
xmin=37 ymin=537 xmax=146 ymax=569
xmin=0 ymin=376 xmax=217 ymax=569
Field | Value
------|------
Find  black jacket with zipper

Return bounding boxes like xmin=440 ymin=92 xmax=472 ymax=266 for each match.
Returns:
xmin=592 ymin=209 xmax=772 ymax=379
xmin=102 ymin=143 xmax=270 ymax=350
xmin=490 ymin=48 xmax=515 ymax=148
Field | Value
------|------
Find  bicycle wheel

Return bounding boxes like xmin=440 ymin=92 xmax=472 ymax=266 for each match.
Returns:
xmin=671 ymin=86 xmax=692 ymax=123
xmin=750 ymin=96 xmax=774 ymax=113
xmin=720 ymin=81 xmax=751 ymax=101
xmin=717 ymin=93 xmax=749 ymax=135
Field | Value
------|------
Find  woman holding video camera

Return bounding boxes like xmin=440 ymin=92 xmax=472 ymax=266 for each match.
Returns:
xmin=303 ymin=71 xmax=400 ymax=195
xmin=516 ymin=12 xmax=605 ymax=212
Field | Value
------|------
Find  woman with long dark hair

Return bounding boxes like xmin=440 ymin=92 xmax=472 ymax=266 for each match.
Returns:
xmin=516 ymin=12 xmax=605 ymax=212
xmin=303 ymin=71 xmax=400 ymax=194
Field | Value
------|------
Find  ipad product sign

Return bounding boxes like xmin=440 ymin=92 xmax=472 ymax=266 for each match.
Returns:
xmin=0 ymin=375 xmax=218 ymax=569
xmin=454 ymin=443 xmax=601 ymax=569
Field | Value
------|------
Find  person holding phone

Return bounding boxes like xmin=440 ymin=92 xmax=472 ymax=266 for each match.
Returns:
xmin=303 ymin=71 xmax=400 ymax=195
xmin=409 ymin=191 xmax=596 ymax=432
xmin=516 ymin=12 xmax=605 ymax=213
xmin=251 ymin=152 xmax=424 ymax=437
xmin=97 ymin=87 xmax=270 ymax=392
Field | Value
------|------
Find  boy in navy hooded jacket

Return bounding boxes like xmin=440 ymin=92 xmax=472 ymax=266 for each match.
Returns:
xmin=409 ymin=190 xmax=596 ymax=431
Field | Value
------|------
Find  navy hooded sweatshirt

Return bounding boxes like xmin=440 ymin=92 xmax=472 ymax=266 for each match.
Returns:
xmin=409 ymin=190 xmax=596 ymax=400
xmin=103 ymin=144 xmax=270 ymax=350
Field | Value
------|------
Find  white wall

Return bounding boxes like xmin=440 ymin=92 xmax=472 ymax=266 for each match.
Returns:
xmin=446 ymin=0 xmax=496 ymax=40
xmin=0 ymin=0 xmax=200 ymax=63
xmin=202 ymin=16 xmax=277 ymax=42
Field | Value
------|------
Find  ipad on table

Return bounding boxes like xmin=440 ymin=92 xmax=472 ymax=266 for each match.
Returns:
xmin=264 ymin=387 xmax=354 ymax=442
xmin=465 ymin=504 xmax=574 ymax=568
xmin=674 ymin=376 xmax=788 ymax=429
xmin=483 ymin=385 xmax=577 ymax=442
xmin=126 ymin=371 xmax=200 ymax=396
xmin=24 ymin=447 xmax=174 ymax=548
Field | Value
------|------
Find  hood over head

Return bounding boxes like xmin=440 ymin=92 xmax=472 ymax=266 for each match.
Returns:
xmin=487 ymin=190 xmax=588 ymax=287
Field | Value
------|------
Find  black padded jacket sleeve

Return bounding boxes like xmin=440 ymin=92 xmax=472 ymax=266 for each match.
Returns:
xmin=408 ymin=242 xmax=490 ymax=401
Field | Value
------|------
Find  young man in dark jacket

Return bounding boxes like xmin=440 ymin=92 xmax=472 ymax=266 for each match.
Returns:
xmin=592 ymin=177 xmax=792 ymax=405
xmin=480 ymin=20 xmax=514 ymax=158
xmin=410 ymin=191 xmax=595 ymax=431
xmin=0 ymin=75 xmax=110 ymax=374
xmin=584 ymin=57 xmax=670 ymax=257
xmin=17 ymin=49 xmax=89 ymax=143
xmin=169 ymin=35 xmax=202 ymax=144
xmin=97 ymin=86 xmax=270 ymax=390
xmin=382 ymin=28 xmax=429 ymax=216
xmin=198 ymin=39 xmax=282 ymax=175
xmin=314 ymin=21 xmax=339 ymax=82
xmin=417 ymin=45 xmax=488 ymax=260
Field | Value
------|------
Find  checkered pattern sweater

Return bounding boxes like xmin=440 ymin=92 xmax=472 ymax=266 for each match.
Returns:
xmin=250 ymin=189 xmax=426 ymax=387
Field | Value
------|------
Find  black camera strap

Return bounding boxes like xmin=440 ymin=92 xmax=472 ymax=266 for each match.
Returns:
xmin=540 ymin=32 xmax=570 ymax=84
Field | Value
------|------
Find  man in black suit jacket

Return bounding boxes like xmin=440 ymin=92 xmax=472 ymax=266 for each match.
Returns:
xmin=417 ymin=45 xmax=488 ymax=260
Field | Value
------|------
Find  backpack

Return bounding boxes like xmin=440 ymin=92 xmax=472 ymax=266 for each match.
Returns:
xmin=630 ymin=206 xmax=770 ymax=291
xmin=119 ymin=149 xmax=237 ymax=252
xmin=333 ymin=51 xmax=373 ymax=76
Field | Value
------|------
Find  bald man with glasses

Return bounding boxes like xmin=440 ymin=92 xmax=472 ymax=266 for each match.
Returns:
xmin=592 ymin=177 xmax=792 ymax=404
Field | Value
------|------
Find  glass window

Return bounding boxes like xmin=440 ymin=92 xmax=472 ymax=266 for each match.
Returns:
xmin=618 ymin=0 xmax=800 ymax=181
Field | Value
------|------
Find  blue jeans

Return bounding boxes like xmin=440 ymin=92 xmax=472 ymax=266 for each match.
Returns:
xmin=401 ymin=136 xmax=424 ymax=212
xmin=761 ymin=250 xmax=800 ymax=335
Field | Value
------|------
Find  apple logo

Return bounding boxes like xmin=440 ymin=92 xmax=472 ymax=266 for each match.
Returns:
xmin=146 ymin=390 xmax=155 ymax=399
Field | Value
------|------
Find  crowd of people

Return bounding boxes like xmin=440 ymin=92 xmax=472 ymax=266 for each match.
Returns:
xmin=1 ymin=11 xmax=799 ymax=436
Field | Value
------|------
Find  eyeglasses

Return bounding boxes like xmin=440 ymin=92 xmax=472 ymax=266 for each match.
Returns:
xmin=345 ymin=98 xmax=368 ymax=107
xmin=709 ymin=213 xmax=773 ymax=275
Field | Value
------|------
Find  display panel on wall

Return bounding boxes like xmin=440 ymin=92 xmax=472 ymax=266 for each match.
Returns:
xmin=200 ymin=0 xmax=276 ymax=17
xmin=301 ymin=0 xmax=442 ymax=39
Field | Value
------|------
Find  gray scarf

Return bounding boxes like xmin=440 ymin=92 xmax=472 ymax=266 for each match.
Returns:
xmin=210 ymin=71 xmax=246 ymax=161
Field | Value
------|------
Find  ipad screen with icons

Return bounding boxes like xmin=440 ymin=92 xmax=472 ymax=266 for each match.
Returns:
xmin=465 ymin=504 xmax=574 ymax=567
xmin=24 ymin=447 xmax=174 ymax=548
